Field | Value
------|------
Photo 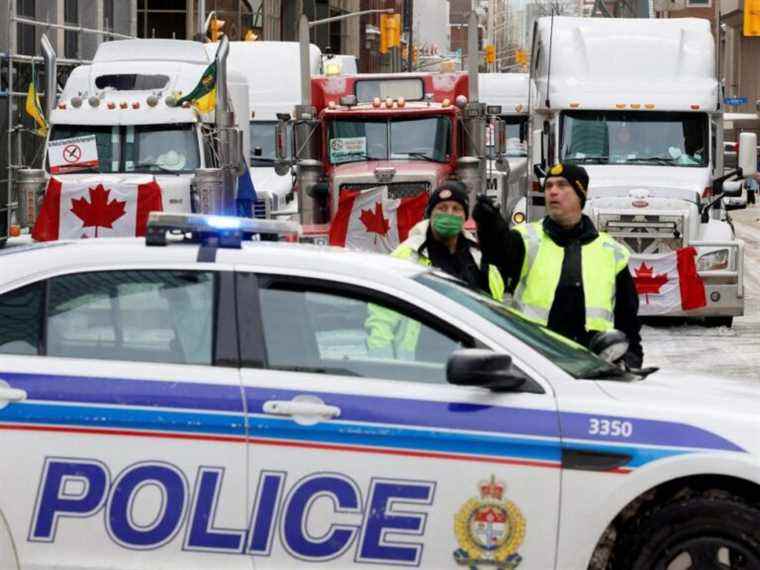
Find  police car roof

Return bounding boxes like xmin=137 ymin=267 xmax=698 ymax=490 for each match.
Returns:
xmin=0 ymin=238 xmax=427 ymax=289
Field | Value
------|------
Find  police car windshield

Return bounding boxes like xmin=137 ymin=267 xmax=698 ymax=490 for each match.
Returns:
xmin=415 ymin=273 xmax=620 ymax=379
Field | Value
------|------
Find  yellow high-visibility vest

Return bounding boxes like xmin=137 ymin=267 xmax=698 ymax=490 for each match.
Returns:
xmin=511 ymin=221 xmax=629 ymax=332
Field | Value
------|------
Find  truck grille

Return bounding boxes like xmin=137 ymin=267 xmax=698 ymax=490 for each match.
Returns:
xmin=597 ymin=213 xmax=684 ymax=254
xmin=253 ymin=198 xmax=269 ymax=219
xmin=341 ymin=182 xmax=431 ymax=199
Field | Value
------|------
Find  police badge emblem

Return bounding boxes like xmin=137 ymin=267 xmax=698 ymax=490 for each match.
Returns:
xmin=453 ymin=476 xmax=526 ymax=569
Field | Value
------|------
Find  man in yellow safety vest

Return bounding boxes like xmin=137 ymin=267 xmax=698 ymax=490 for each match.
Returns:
xmin=474 ymin=163 xmax=644 ymax=368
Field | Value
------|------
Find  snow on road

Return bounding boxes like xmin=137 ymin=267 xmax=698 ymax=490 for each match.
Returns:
xmin=641 ymin=207 xmax=760 ymax=380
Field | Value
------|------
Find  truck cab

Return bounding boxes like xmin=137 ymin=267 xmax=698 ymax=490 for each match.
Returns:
xmin=316 ymin=74 xmax=467 ymax=219
xmin=278 ymin=71 xmax=482 ymax=243
xmin=45 ymin=39 xmax=250 ymax=216
xmin=528 ymin=17 xmax=749 ymax=324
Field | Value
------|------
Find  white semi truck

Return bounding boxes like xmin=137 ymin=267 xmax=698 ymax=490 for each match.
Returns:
xmin=528 ymin=17 xmax=755 ymax=326
xmin=6 ymin=36 xmax=251 ymax=241
xmin=479 ymin=72 xmax=529 ymax=224
xmin=206 ymin=41 xmax=323 ymax=219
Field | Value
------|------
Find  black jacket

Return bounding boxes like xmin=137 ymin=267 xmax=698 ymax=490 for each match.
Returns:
xmin=421 ymin=226 xmax=490 ymax=294
xmin=474 ymin=199 xmax=643 ymax=368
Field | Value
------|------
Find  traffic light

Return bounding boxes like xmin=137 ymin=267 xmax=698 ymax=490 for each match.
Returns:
xmin=745 ymin=0 xmax=760 ymax=36
xmin=380 ymin=13 xmax=400 ymax=54
xmin=485 ymin=44 xmax=496 ymax=65
xmin=209 ymin=15 xmax=225 ymax=42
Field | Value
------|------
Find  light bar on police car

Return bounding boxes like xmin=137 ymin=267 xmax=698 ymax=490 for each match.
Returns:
xmin=146 ymin=212 xmax=300 ymax=247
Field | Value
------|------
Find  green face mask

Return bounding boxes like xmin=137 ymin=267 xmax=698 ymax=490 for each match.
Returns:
xmin=431 ymin=213 xmax=464 ymax=238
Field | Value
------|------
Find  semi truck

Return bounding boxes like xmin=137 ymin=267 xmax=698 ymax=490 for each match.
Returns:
xmin=275 ymin=12 xmax=495 ymax=246
xmin=7 ymin=35 xmax=250 ymax=242
xmin=528 ymin=17 xmax=755 ymax=325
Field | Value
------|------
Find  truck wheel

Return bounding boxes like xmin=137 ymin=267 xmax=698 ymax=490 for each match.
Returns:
xmin=616 ymin=495 xmax=760 ymax=569
xmin=704 ymin=316 xmax=733 ymax=328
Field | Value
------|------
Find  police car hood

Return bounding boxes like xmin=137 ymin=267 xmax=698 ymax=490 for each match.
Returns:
xmin=597 ymin=369 xmax=760 ymax=413
xmin=584 ymin=165 xmax=709 ymax=203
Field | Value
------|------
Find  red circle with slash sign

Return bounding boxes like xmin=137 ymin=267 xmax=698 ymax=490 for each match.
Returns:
xmin=63 ymin=144 xmax=82 ymax=163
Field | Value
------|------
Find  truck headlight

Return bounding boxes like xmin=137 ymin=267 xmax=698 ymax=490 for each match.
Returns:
xmin=697 ymin=249 xmax=729 ymax=271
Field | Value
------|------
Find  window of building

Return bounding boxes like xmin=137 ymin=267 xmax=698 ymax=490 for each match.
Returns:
xmin=205 ymin=0 xmax=254 ymax=41
xmin=138 ymin=0 xmax=188 ymax=39
xmin=64 ymin=0 xmax=79 ymax=59
xmin=16 ymin=0 xmax=36 ymax=56
xmin=103 ymin=0 xmax=114 ymax=36
xmin=686 ymin=0 xmax=710 ymax=6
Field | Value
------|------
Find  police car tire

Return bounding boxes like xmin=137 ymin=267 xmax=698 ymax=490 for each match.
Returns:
xmin=614 ymin=493 xmax=760 ymax=569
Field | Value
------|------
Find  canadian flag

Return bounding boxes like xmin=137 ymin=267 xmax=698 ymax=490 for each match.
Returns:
xmin=32 ymin=177 xmax=163 ymax=241
xmin=630 ymin=247 xmax=707 ymax=315
xmin=328 ymin=186 xmax=428 ymax=253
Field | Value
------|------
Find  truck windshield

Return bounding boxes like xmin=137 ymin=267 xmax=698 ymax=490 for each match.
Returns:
xmin=126 ymin=124 xmax=200 ymax=173
xmin=328 ymin=116 xmax=451 ymax=164
xmin=249 ymin=121 xmax=292 ymax=165
xmin=560 ymin=110 xmax=708 ymax=167
xmin=415 ymin=273 xmax=623 ymax=380
xmin=48 ymin=124 xmax=200 ymax=174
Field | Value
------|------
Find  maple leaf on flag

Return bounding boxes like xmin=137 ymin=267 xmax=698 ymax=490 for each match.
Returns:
xmin=70 ymin=184 xmax=127 ymax=238
xmin=359 ymin=202 xmax=390 ymax=237
xmin=633 ymin=262 xmax=668 ymax=304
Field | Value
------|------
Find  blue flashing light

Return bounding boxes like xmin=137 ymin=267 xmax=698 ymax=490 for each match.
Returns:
xmin=206 ymin=216 xmax=242 ymax=230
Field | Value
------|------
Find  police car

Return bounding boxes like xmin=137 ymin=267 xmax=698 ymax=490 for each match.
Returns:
xmin=0 ymin=213 xmax=759 ymax=570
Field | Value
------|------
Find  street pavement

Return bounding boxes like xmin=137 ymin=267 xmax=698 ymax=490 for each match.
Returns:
xmin=641 ymin=205 xmax=760 ymax=380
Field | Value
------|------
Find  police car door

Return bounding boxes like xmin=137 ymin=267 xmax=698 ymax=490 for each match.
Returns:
xmin=0 ymin=269 xmax=252 ymax=570
xmin=237 ymin=272 xmax=560 ymax=569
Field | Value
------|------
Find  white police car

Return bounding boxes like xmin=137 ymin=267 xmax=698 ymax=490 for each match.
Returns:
xmin=0 ymin=214 xmax=759 ymax=570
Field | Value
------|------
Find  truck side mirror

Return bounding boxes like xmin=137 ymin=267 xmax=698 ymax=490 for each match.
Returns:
xmin=493 ymin=118 xmax=506 ymax=160
xmin=532 ymin=128 xmax=544 ymax=169
xmin=738 ymin=132 xmax=757 ymax=177
xmin=274 ymin=118 xmax=292 ymax=176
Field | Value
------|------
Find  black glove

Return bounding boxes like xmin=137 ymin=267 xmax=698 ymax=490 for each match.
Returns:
xmin=473 ymin=195 xmax=508 ymax=242
xmin=472 ymin=195 xmax=510 ymax=269
xmin=622 ymin=350 xmax=643 ymax=370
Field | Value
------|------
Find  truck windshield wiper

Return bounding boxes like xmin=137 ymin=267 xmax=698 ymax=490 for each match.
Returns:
xmin=134 ymin=162 xmax=182 ymax=174
xmin=566 ymin=156 xmax=609 ymax=164
xmin=404 ymin=151 xmax=439 ymax=162
xmin=622 ymin=156 xmax=676 ymax=165
xmin=334 ymin=154 xmax=372 ymax=164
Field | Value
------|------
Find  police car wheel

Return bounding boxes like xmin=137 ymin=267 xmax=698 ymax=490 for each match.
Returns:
xmin=616 ymin=494 xmax=760 ymax=569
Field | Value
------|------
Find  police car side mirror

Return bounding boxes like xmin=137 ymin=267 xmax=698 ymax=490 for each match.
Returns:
xmin=589 ymin=330 xmax=629 ymax=363
xmin=446 ymin=349 xmax=526 ymax=391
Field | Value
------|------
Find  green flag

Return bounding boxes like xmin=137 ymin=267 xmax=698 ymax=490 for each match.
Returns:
xmin=177 ymin=61 xmax=217 ymax=114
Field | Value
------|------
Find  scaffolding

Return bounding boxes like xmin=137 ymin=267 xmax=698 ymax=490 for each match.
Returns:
xmin=1 ymin=2 xmax=133 ymax=244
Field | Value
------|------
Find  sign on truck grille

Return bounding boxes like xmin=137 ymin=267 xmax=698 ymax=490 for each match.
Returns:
xmin=597 ymin=213 xmax=684 ymax=254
